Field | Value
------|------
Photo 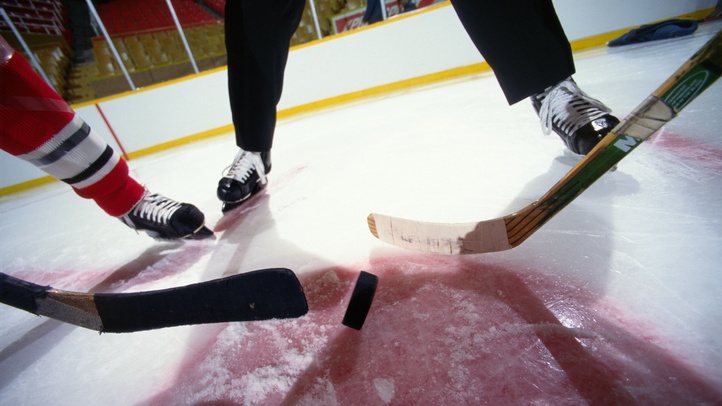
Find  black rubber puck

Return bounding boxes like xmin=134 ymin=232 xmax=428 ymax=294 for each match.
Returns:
xmin=342 ymin=271 xmax=378 ymax=330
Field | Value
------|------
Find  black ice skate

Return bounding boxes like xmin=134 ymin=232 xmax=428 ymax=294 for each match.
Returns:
xmin=532 ymin=77 xmax=620 ymax=155
xmin=119 ymin=191 xmax=213 ymax=240
xmin=217 ymin=149 xmax=271 ymax=212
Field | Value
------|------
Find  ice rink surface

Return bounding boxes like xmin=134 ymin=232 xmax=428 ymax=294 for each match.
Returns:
xmin=1 ymin=20 xmax=721 ymax=405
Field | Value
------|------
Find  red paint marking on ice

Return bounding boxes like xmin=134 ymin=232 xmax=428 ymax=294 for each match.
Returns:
xmin=212 ymin=165 xmax=309 ymax=232
xmin=4 ymin=242 xmax=212 ymax=293
xmin=212 ymin=190 xmax=269 ymax=232
xmin=89 ymin=242 xmax=214 ymax=292
xmin=650 ymin=131 xmax=722 ymax=171
xmin=6 ymin=269 xmax=115 ymax=291
xmin=148 ymin=255 xmax=722 ymax=405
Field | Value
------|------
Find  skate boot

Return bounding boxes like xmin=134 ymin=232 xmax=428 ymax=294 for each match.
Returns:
xmin=217 ymin=149 xmax=271 ymax=212
xmin=119 ymin=191 xmax=213 ymax=240
xmin=532 ymin=77 xmax=620 ymax=155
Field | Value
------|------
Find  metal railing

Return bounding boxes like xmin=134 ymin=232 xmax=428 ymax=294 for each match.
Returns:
xmin=2 ymin=0 xmax=440 ymax=100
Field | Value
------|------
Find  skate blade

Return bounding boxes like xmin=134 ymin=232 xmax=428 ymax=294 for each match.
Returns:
xmin=184 ymin=225 xmax=215 ymax=240
xmin=221 ymin=200 xmax=246 ymax=213
xmin=221 ymin=179 xmax=269 ymax=213
xmin=221 ymin=186 xmax=268 ymax=213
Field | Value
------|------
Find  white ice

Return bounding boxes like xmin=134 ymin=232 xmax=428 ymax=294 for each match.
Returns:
xmin=1 ymin=20 xmax=721 ymax=405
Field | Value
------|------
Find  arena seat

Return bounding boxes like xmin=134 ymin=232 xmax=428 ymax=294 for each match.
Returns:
xmin=95 ymin=0 xmax=219 ymax=35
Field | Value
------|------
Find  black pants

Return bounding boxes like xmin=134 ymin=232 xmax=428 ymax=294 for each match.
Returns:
xmin=224 ymin=0 xmax=574 ymax=151
xmin=451 ymin=0 xmax=575 ymax=104
xmin=224 ymin=0 xmax=305 ymax=152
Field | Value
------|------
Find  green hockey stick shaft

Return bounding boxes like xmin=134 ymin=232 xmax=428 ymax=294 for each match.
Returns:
xmin=368 ymin=29 xmax=722 ymax=255
xmin=504 ymin=29 xmax=722 ymax=248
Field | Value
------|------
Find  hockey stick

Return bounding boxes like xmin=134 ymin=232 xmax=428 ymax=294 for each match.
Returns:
xmin=0 ymin=269 xmax=308 ymax=333
xmin=368 ymin=29 xmax=722 ymax=255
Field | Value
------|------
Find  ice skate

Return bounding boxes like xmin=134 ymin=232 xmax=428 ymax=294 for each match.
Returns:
xmin=119 ymin=191 xmax=213 ymax=240
xmin=532 ymin=77 xmax=620 ymax=155
xmin=217 ymin=149 xmax=271 ymax=212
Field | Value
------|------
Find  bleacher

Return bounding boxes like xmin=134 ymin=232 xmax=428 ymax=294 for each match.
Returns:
xmin=69 ymin=0 xmax=226 ymax=102
xmin=89 ymin=22 xmax=225 ymax=76
xmin=95 ymin=0 xmax=219 ymax=35
xmin=1 ymin=0 xmax=70 ymax=95
xmin=83 ymin=0 xmax=352 ymax=89
xmin=34 ymin=43 xmax=68 ymax=90
xmin=2 ymin=0 xmax=376 ymax=103
xmin=0 ymin=0 xmax=65 ymax=35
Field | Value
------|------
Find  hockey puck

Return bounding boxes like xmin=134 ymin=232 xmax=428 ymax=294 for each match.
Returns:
xmin=342 ymin=271 xmax=378 ymax=330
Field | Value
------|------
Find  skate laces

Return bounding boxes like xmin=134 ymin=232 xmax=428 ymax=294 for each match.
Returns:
xmin=129 ymin=192 xmax=182 ymax=225
xmin=538 ymin=79 xmax=611 ymax=137
xmin=224 ymin=150 xmax=266 ymax=183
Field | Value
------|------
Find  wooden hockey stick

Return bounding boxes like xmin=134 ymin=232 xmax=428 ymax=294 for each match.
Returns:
xmin=368 ymin=29 xmax=722 ymax=255
xmin=0 ymin=269 xmax=308 ymax=333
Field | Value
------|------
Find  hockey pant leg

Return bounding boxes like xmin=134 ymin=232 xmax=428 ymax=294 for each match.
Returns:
xmin=449 ymin=0 xmax=575 ymax=105
xmin=224 ymin=0 xmax=306 ymax=152
xmin=0 ymin=46 xmax=144 ymax=216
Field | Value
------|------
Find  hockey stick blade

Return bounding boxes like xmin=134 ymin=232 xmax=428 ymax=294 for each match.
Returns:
xmin=368 ymin=29 xmax=722 ymax=255
xmin=0 ymin=269 xmax=308 ymax=333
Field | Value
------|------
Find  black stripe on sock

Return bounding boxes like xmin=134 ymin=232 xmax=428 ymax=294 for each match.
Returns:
xmin=32 ymin=122 xmax=91 ymax=166
xmin=62 ymin=145 xmax=114 ymax=185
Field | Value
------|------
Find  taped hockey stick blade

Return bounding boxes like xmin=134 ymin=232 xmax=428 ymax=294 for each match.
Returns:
xmin=95 ymin=268 xmax=309 ymax=333
xmin=342 ymin=271 xmax=378 ymax=330
xmin=0 ymin=269 xmax=308 ymax=333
